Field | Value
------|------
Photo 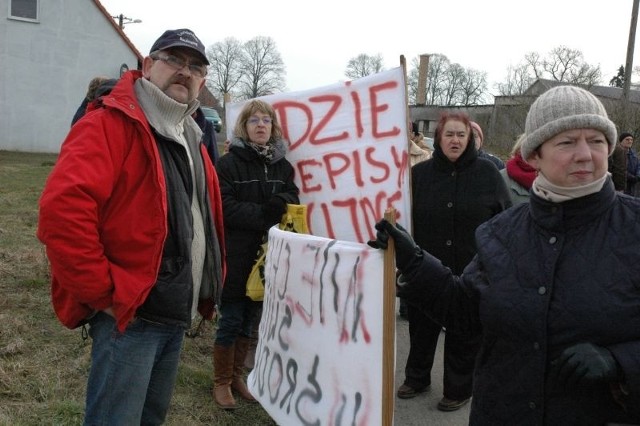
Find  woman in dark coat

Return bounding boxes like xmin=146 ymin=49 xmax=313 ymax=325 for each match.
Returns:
xmin=371 ymin=86 xmax=640 ymax=425
xmin=398 ymin=111 xmax=511 ymax=411
xmin=213 ymin=99 xmax=299 ymax=410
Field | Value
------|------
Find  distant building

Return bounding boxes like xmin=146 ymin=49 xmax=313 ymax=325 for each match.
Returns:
xmin=1 ymin=0 xmax=141 ymax=152
xmin=0 ymin=0 xmax=218 ymax=153
xmin=410 ymin=79 xmax=640 ymax=153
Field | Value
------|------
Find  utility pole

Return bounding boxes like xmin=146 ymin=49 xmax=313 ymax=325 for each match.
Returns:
xmin=111 ymin=14 xmax=142 ymax=30
xmin=623 ymin=0 xmax=639 ymax=101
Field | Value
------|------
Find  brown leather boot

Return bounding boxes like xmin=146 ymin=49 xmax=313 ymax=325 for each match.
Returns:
xmin=244 ymin=307 xmax=261 ymax=369
xmin=213 ymin=344 xmax=237 ymax=410
xmin=243 ymin=336 xmax=257 ymax=370
xmin=232 ymin=336 xmax=256 ymax=402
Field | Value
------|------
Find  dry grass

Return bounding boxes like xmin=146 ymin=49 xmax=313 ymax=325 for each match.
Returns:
xmin=0 ymin=151 xmax=275 ymax=425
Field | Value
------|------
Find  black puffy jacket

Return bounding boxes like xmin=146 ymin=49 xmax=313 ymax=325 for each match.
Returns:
xmin=401 ymin=178 xmax=640 ymax=425
xmin=411 ymin=135 xmax=511 ymax=275
xmin=216 ymin=138 xmax=299 ymax=301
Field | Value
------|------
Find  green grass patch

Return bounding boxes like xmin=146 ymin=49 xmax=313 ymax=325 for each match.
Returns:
xmin=0 ymin=150 xmax=274 ymax=425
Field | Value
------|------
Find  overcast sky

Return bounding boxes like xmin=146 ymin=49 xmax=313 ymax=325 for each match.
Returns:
xmin=100 ymin=0 xmax=638 ymax=98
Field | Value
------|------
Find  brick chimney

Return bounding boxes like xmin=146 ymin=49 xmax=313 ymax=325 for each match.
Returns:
xmin=416 ymin=54 xmax=430 ymax=105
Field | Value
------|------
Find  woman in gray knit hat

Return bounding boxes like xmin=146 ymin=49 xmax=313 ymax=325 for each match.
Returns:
xmin=369 ymin=85 xmax=640 ymax=424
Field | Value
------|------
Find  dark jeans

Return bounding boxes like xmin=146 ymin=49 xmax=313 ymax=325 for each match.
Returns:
xmin=84 ymin=312 xmax=184 ymax=425
xmin=403 ymin=304 xmax=480 ymax=400
xmin=215 ymin=298 xmax=262 ymax=347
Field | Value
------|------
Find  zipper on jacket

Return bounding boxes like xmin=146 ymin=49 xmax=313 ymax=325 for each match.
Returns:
xmin=264 ymin=163 xmax=275 ymax=194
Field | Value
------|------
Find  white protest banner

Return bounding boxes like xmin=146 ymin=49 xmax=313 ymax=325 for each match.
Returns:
xmin=226 ymin=68 xmax=411 ymax=243
xmin=248 ymin=227 xmax=386 ymax=425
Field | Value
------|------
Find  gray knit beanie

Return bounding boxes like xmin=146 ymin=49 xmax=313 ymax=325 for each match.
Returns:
xmin=520 ymin=85 xmax=617 ymax=160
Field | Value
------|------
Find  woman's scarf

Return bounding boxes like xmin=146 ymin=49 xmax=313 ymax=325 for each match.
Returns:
xmin=532 ymin=172 xmax=608 ymax=203
xmin=248 ymin=141 xmax=276 ymax=164
xmin=506 ymin=152 xmax=536 ymax=189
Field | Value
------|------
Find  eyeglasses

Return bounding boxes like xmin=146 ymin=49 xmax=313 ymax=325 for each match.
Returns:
xmin=247 ymin=116 xmax=273 ymax=126
xmin=151 ymin=53 xmax=208 ymax=78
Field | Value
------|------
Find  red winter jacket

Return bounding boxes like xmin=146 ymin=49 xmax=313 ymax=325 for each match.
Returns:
xmin=38 ymin=71 xmax=225 ymax=332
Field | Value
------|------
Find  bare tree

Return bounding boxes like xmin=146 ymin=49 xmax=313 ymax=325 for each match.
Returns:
xmin=205 ymin=37 xmax=245 ymax=103
xmin=348 ymin=52 xmax=491 ymax=106
xmin=441 ymin=63 xmax=466 ymax=105
xmin=425 ymin=54 xmax=450 ymax=105
xmin=524 ymin=52 xmax=544 ymax=80
xmin=237 ymin=36 xmax=286 ymax=99
xmin=543 ymin=46 xmax=601 ymax=86
xmin=458 ymin=69 xmax=489 ymax=105
xmin=500 ymin=46 xmax=602 ymax=96
xmin=495 ymin=63 xmax=535 ymax=96
xmin=417 ymin=54 xmax=490 ymax=106
xmin=407 ymin=57 xmax=420 ymax=104
xmin=345 ymin=54 xmax=385 ymax=79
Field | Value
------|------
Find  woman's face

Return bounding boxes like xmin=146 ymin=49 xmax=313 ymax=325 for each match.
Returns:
xmin=527 ymin=128 xmax=609 ymax=187
xmin=245 ymin=111 xmax=273 ymax=145
xmin=439 ymin=120 xmax=469 ymax=162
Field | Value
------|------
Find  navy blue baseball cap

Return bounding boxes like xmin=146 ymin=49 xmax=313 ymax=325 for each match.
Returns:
xmin=149 ymin=29 xmax=209 ymax=65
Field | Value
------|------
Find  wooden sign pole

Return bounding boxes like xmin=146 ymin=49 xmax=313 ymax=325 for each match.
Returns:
xmin=382 ymin=207 xmax=397 ymax=425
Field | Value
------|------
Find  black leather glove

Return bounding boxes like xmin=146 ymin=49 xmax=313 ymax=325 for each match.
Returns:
xmin=550 ymin=342 xmax=619 ymax=387
xmin=263 ymin=196 xmax=287 ymax=226
xmin=367 ymin=219 xmax=423 ymax=272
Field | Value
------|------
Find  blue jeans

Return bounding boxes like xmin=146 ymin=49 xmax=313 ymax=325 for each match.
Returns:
xmin=84 ymin=312 xmax=185 ymax=426
xmin=215 ymin=299 xmax=261 ymax=347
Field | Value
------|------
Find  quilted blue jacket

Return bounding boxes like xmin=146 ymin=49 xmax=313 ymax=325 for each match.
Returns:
xmin=401 ymin=177 xmax=640 ymax=425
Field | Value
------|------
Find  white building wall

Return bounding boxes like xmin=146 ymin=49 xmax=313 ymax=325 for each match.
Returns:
xmin=0 ymin=0 xmax=140 ymax=152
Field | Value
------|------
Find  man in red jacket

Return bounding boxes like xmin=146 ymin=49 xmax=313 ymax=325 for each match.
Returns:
xmin=38 ymin=29 xmax=225 ymax=424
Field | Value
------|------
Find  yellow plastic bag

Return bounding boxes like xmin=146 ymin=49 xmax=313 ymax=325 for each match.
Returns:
xmin=246 ymin=204 xmax=309 ymax=301
xmin=246 ymin=241 xmax=267 ymax=301
xmin=279 ymin=204 xmax=310 ymax=234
